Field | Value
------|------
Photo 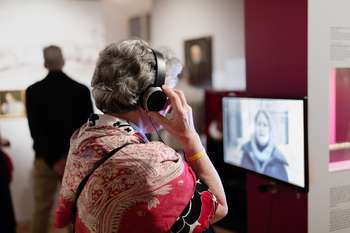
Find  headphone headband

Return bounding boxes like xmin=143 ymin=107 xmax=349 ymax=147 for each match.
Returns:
xmin=151 ymin=49 xmax=166 ymax=87
xmin=139 ymin=49 xmax=167 ymax=112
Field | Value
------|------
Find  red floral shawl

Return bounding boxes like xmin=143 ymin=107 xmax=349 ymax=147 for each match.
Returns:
xmin=55 ymin=114 xmax=197 ymax=233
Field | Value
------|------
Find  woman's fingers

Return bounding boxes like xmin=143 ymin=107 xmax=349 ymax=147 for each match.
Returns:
xmin=148 ymin=111 xmax=170 ymax=127
xmin=173 ymin=89 xmax=187 ymax=107
xmin=162 ymin=85 xmax=183 ymax=111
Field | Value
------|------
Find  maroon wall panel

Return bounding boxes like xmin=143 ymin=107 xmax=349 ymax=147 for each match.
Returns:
xmin=245 ymin=0 xmax=307 ymax=98
xmin=245 ymin=0 xmax=308 ymax=233
xmin=246 ymin=175 xmax=307 ymax=233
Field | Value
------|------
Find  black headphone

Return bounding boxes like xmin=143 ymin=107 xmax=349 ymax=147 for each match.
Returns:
xmin=140 ymin=49 xmax=167 ymax=112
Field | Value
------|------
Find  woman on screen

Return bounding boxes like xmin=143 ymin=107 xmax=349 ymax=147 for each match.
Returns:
xmin=240 ymin=109 xmax=289 ymax=182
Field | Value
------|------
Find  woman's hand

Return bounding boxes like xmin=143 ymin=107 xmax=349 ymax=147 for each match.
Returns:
xmin=149 ymin=85 xmax=228 ymax=222
xmin=147 ymin=85 xmax=200 ymax=147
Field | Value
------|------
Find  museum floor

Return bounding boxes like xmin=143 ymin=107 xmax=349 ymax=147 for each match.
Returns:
xmin=17 ymin=221 xmax=237 ymax=233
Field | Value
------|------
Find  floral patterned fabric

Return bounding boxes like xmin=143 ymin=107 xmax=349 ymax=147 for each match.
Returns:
xmin=55 ymin=114 xmax=216 ymax=233
xmin=170 ymin=181 xmax=217 ymax=233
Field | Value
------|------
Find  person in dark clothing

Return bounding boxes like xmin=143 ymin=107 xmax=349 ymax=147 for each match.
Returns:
xmin=240 ymin=110 xmax=289 ymax=182
xmin=26 ymin=45 xmax=93 ymax=233
xmin=0 ymin=136 xmax=16 ymax=233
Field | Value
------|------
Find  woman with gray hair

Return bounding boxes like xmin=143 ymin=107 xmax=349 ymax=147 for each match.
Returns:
xmin=55 ymin=39 xmax=227 ymax=233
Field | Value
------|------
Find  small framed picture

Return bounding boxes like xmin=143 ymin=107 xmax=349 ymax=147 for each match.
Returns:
xmin=0 ymin=90 xmax=26 ymax=118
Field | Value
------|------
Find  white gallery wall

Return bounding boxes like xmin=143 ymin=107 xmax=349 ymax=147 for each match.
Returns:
xmin=0 ymin=0 xmax=105 ymax=88
xmin=102 ymin=0 xmax=152 ymax=44
xmin=151 ymin=0 xmax=245 ymax=90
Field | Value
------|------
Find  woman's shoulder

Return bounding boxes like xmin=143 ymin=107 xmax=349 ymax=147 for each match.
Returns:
xmin=271 ymin=146 xmax=288 ymax=165
xmin=241 ymin=140 xmax=253 ymax=152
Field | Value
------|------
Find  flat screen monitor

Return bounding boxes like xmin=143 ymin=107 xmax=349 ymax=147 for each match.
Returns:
xmin=223 ymin=97 xmax=308 ymax=190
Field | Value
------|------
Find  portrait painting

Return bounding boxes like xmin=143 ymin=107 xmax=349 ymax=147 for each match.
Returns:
xmin=184 ymin=36 xmax=212 ymax=88
xmin=0 ymin=90 xmax=26 ymax=118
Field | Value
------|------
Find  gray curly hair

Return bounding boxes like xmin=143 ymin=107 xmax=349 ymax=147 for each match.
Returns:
xmin=91 ymin=39 xmax=157 ymax=113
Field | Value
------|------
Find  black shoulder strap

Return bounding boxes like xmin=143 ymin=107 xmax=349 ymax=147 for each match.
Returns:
xmin=71 ymin=143 xmax=132 ymax=222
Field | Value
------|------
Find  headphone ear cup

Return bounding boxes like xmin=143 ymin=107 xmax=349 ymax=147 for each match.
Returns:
xmin=143 ymin=87 xmax=167 ymax=112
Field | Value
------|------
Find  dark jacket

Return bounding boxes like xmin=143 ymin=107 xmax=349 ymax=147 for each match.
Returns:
xmin=240 ymin=141 xmax=288 ymax=182
xmin=26 ymin=71 xmax=93 ymax=167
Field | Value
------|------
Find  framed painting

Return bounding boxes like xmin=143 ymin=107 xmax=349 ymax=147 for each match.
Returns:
xmin=0 ymin=90 xmax=26 ymax=118
xmin=184 ymin=36 xmax=212 ymax=88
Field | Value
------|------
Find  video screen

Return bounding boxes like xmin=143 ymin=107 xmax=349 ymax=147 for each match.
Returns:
xmin=223 ymin=97 xmax=306 ymax=189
